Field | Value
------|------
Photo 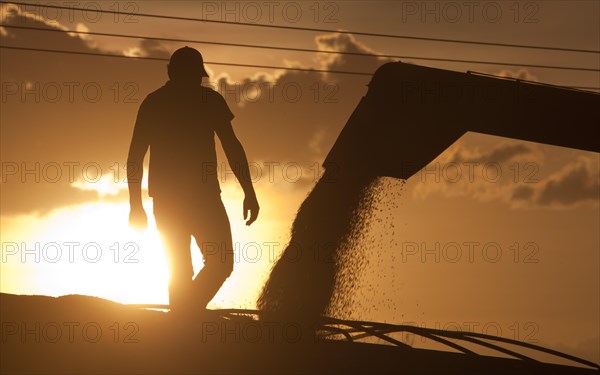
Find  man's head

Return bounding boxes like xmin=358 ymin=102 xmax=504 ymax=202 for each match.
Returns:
xmin=167 ymin=46 xmax=209 ymax=82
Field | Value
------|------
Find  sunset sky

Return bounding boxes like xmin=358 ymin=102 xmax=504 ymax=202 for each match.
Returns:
xmin=0 ymin=0 xmax=598 ymax=363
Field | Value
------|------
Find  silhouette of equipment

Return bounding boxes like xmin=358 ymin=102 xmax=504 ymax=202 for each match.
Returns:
xmin=324 ymin=62 xmax=599 ymax=181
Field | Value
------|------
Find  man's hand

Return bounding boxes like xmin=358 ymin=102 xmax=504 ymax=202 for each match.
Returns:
xmin=129 ymin=206 xmax=148 ymax=231
xmin=243 ymin=194 xmax=260 ymax=226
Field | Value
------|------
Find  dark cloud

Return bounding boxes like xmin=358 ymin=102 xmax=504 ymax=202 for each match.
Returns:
xmin=511 ymin=185 xmax=535 ymax=201
xmin=484 ymin=143 xmax=531 ymax=164
xmin=506 ymin=159 xmax=599 ymax=208
xmin=416 ymin=139 xmax=598 ymax=209
xmin=537 ymin=162 xmax=599 ymax=206
xmin=451 ymin=143 xmax=532 ymax=164
xmin=132 ymin=39 xmax=171 ymax=59
xmin=0 ymin=5 xmax=97 ymax=53
xmin=315 ymin=33 xmax=392 ymax=74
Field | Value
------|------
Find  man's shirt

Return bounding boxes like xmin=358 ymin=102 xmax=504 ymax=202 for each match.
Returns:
xmin=131 ymin=80 xmax=234 ymax=199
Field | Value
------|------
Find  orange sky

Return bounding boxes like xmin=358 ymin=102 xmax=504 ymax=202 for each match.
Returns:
xmin=0 ymin=0 xmax=598 ymax=363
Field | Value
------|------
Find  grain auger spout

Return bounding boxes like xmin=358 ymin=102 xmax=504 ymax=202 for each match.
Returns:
xmin=324 ymin=62 xmax=599 ymax=181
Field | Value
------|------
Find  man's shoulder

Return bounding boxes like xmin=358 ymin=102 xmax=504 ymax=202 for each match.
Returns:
xmin=200 ymin=86 xmax=234 ymax=121
xmin=141 ymin=86 xmax=167 ymax=106
xmin=199 ymin=86 xmax=226 ymax=102
xmin=140 ymin=84 xmax=228 ymax=108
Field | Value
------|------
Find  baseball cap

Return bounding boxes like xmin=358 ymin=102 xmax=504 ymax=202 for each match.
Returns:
xmin=168 ymin=46 xmax=209 ymax=78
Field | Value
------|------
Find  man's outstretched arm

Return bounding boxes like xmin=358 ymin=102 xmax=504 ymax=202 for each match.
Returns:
xmin=127 ymin=100 xmax=151 ymax=230
xmin=216 ymin=122 xmax=259 ymax=226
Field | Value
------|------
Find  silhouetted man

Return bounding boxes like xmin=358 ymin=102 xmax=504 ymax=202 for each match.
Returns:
xmin=127 ymin=46 xmax=259 ymax=314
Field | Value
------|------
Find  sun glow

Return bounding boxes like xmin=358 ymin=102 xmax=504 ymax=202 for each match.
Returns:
xmin=2 ymin=201 xmax=170 ymax=304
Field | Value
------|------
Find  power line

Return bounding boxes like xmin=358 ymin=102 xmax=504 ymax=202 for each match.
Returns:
xmin=2 ymin=45 xmax=598 ymax=91
xmin=2 ymin=0 xmax=598 ymax=55
xmin=3 ymin=24 xmax=599 ymax=73
xmin=0 ymin=45 xmax=372 ymax=76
